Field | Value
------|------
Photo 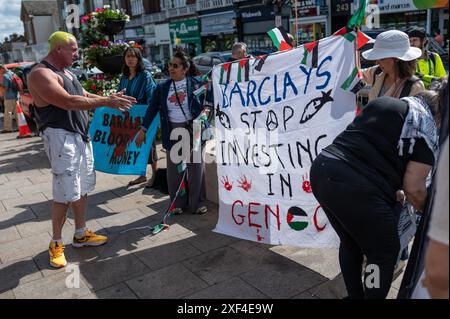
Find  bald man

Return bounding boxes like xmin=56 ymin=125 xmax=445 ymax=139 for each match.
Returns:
xmin=28 ymin=31 xmax=136 ymax=268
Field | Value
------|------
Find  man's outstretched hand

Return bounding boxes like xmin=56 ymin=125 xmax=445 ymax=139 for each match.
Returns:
xmin=106 ymin=89 xmax=137 ymax=111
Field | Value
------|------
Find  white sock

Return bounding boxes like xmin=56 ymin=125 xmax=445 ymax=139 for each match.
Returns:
xmin=74 ymin=227 xmax=87 ymax=239
xmin=51 ymin=239 xmax=63 ymax=245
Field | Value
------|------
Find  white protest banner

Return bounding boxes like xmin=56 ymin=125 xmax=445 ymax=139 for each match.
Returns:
xmin=212 ymin=33 xmax=360 ymax=248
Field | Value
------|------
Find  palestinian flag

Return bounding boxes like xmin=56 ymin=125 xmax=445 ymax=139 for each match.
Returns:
xmin=347 ymin=0 xmax=367 ymax=29
xmin=193 ymin=84 xmax=208 ymax=97
xmin=180 ymin=180 xmax=187 ymax=196
xmin=219 ymin=60 xmax=250 ymax=84
xmin=219 ymin=62 xmax=232 ymax=85
xmin=267 ymin=26 xmax=293 ymax=51
xmin=341 ymin=67 xmax=365 ymax=94
xmin=334 ymin=26 xmax=356 ymax=42
xmin=253 ymin=55 xmax=269 ymax=72
xmin=237 ymin=59 xmax=250 ymax=83
xmin=301 ymin=41 xmax=319 ymax=68
xmin=357 ymin=30 xmax=372 ymax=49
xmin=286 ymin=206 xmax=309 ymax=231
xmin=168 ymin=202 xmax=176 ymax=213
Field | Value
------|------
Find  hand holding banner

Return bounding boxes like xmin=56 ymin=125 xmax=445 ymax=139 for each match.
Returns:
xmin=88 ymin=105 xmax=160 ymax=176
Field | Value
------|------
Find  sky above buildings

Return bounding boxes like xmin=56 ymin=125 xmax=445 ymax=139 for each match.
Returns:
xmin=0 ymin=0 xmax=25 ymax=42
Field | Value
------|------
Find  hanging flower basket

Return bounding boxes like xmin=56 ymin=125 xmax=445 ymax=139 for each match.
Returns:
xmin=97 ymin=54 xmax=124 ymax=74
xmin=100 ymin=19 xmax=126 ymax=36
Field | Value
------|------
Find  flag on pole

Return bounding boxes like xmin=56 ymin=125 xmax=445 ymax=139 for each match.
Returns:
xmin=347 ymin=0 xmax=367 ymax=30
xmin=301 ymin=41 xmax=319 ymax=68
xmin=357 ymin=30 xmax=372 ymax=49
xmin=180 ymin=180 xmax=187 ymax=196
xmin=267 ymin=26 xmax=293 ymax=51
xmin=193 ymin=84 xmax=208 ymax=97
xmin=341 ymin=67 xmax=364 ymax=94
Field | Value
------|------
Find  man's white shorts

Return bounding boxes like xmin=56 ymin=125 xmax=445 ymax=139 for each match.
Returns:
xmin=42 ymin=127 xmax=96 ymax=203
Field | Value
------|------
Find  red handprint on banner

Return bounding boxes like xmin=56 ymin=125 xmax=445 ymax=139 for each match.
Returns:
xmin=220 ymin=175 xmax=233 ymax=191
xmin=256 ymin=228 xmax=264 ymax=242
xmin=302 ymin=173 xmax=312 ymax=193
xmin=237 ymin=175 xmax=252 ymax=192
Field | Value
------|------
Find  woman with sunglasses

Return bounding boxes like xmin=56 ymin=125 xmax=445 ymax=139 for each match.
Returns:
xmin=135 ymin=51 xmax=210 ymax=215
xmin=119 ymin=46 xmax=159 ymax=187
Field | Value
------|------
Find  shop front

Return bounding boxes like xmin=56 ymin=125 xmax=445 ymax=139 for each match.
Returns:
xmin=169 ymin=19 xmax=202 ymax=57
xmin=239 ymin=5 xmax=290 ymax=51
xmin=144 ymin=23 xmax=171 ymax=67
xmin=200 ymin=11 xmax=238 ymax=52
xmin=330 ymin=0 xmax=353 ymax=33
xmin=359 ymin=0 xmax=448 ymax=35
xmin=289 ymin=0 xmax=328 ymax=44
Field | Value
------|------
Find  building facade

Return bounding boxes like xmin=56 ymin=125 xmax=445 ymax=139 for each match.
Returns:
xmin=20 ymin=0 xmax=61 ymax=61
xmin=52 ymin=0 xmax=448 ymax=63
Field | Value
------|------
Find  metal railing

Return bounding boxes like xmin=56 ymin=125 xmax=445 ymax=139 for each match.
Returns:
xmin=126 ymin=17 xmax=143 ymax=27
xmin=166 ymin=4 xmax=196 ymax=18
xmin=197 ymin=0 xmax=234 ymax=11
xmin=143 ymin=11 xmax=167 ymax=24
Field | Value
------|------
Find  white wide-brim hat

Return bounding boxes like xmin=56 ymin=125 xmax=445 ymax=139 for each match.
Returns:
xmin=362 ymin=30 xmax=422 ymax=61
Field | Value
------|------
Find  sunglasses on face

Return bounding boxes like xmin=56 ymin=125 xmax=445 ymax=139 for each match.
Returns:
xmin=168 ymin=62 xmax=181 ymax=69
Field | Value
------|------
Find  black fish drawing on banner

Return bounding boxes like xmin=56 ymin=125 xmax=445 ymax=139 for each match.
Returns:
xmin=216 ymin=104 xmax=232 ymax=130
xmin=300 ymin=89 xmax=334 ymax=124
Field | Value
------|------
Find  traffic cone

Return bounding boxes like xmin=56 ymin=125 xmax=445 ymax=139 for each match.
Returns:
xmin=16 ymin=102 xmax=32 ymax=138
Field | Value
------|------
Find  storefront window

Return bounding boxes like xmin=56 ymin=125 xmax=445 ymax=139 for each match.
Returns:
xmin=361 ymin=11 xmax=427 ymax=32
xmin=291 ymin=22 xmax=326 ymax=44
xmin=244 ymin=34 xmax=274 ymax=50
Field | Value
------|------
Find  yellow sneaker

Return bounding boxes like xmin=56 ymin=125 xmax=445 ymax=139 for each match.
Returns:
xmin=49 ymin=241 xmax=67 ymax=268
xmin=72 ymin=229 xmax=108 ymax=248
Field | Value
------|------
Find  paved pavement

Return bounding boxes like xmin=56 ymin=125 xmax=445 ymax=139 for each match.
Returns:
xmin=0 ymin=118 xmax=403 ymax=299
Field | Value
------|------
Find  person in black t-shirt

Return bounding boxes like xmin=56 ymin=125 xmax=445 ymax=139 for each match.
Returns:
xmin=310 ymin=94 xmax=442 ymax=299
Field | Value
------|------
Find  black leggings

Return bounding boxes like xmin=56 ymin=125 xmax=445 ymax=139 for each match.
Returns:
xmin=310 ymin=154 xmax=400 ymax=299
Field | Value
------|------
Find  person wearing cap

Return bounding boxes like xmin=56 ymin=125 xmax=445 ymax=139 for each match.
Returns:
xmin=361 ymin=30 xmax=425 ymax=104
xmin=407 ymin=27 xmax=447 ymax=89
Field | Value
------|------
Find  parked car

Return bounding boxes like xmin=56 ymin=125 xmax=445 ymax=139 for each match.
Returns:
xmin=193 ymin=52 xmax=232 ymax=75
xmin=193 ymin=49 xmax=277 ymax=75
xmin=143 ymin=58 xmax=167 ymax=83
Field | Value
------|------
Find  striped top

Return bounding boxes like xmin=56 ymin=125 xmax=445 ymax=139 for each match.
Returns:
xmin=119 ymin=70 xmax=156 ymax=105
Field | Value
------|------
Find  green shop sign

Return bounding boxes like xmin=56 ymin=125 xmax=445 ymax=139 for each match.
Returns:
xmin=169 ymin=18 xmax=201 ymax=56
xmin=169 ymin=19 xmax=200 ymax=40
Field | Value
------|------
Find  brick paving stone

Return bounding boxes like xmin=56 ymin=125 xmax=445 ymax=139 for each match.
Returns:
xmin=186 ymin=277 xmax=268 ymax=299
xmin=126 ymin=263 xmax=208 ymax=299
xmin=0 ymin=257 xmax=43 ymax=293
xmin=0 ymin=233 xmax=51 ymax=263
xmin=80 ymin=253 xmax=150 ymax=291
xmin=81 ymin=283 xmax=137 ymax=299
xmin=13 ymin=271 xmax=91 ymax=299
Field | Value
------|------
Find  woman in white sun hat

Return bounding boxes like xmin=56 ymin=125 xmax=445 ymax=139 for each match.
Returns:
xmin=361 ymin=30 xmax=425 ymax=103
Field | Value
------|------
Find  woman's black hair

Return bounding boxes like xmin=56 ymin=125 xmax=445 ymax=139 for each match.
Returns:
xmin=172 ymin=50 xmax=199 ymax=77
xmin=122 ymin=47 xmax=145 ymax=76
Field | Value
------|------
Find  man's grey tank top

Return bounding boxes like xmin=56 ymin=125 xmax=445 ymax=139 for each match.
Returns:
xmin=34 ymin=60 xmax=90 ymax=141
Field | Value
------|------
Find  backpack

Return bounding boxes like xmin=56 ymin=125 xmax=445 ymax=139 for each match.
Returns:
xmin=11 ymin=73 xmax=24 ymax=92
xmin=372 ymin=66 xmax=421 ymax=98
